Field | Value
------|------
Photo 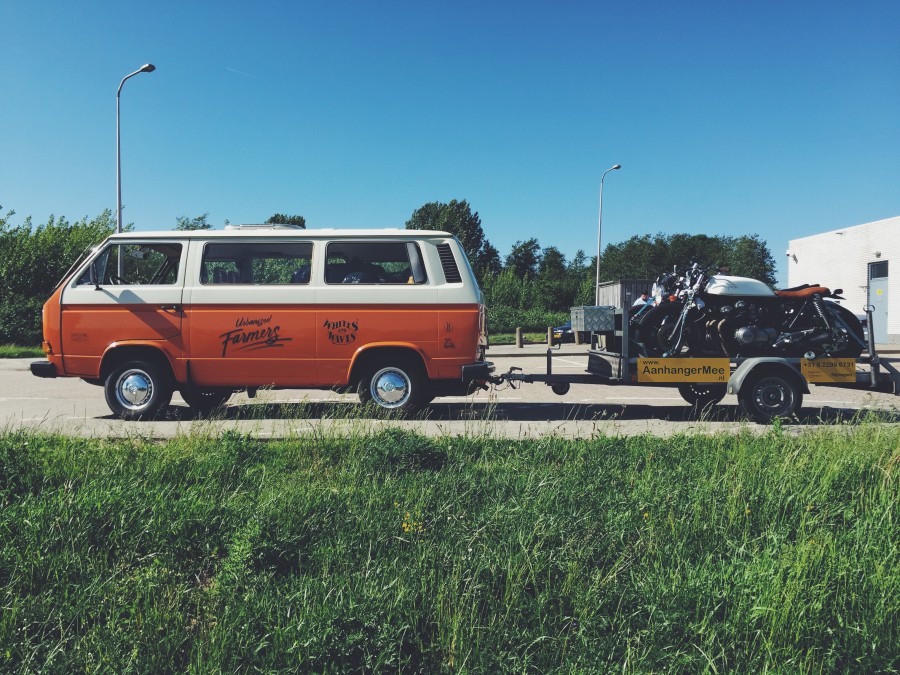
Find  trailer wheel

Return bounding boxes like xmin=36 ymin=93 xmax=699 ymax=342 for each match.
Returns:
xmin=737 ymin=372 xmax=803 ymax=423
xmin=104 ymin=360 xmax=172 ymax=420
xmin=551 ymin=382 xmax=571 ymax=396
xmin=678 ymin=383 xmax=726 ymax=407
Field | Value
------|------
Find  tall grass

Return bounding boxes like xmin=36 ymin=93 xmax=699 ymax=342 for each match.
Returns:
xmin=1 ymin=424 xmax=897 ymax=672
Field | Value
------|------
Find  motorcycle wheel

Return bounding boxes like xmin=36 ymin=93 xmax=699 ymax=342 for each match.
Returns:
xmin=632 ymin=304 xmax=684 ymax=357
xmin=825 ymin=302 xmax=865 ymax=358
xmin=678 ymin=383 xmax=727 ymax=407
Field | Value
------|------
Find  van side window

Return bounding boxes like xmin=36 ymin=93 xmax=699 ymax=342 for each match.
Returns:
xmin=325 ymin=242 xmax=427 ymax=285
xmin=76 ymin=243 xmax=183 ymax=285
xmin=201 ymin=242 xmax=313 ymax=285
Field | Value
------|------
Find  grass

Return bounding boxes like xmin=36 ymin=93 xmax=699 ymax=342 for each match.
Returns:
xmin=0 ymin=344 xmax=43 ymax=358
xmin=1 ymin=423 xmax=898 ymax=672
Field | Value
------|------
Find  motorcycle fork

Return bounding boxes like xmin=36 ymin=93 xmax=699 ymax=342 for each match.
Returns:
xmin=662 ymin=303 xmax=692 ymax=357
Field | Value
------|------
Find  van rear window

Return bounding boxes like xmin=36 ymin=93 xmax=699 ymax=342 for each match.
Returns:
xmin=325 ymin=242 xmax=426 ymax=285
xmin=201 ymin=242 xmax=313 ymax=285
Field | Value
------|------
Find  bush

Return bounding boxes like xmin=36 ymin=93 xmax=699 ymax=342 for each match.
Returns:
xmin=488 ymin=306 xmax=569 ymax=333
xmin=0 ymin=208 xmax=115 ymax=344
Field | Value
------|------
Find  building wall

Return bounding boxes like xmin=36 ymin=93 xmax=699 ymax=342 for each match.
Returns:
xmin=786 ymin=215 xmax=900 ymax=342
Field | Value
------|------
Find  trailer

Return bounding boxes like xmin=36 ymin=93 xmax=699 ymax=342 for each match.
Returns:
xmin=493 ymin=306 xmax=900 ymax=423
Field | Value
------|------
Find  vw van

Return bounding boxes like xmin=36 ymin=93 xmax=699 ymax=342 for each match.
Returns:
xmin=30 ymin=226 xmax=492 ymax=418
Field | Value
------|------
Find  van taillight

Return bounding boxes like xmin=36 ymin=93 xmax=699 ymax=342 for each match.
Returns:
xmin=478 ymin=305 xmax=488 ymax=354
xmin=42 ymin=341 xmax=52 ymax=354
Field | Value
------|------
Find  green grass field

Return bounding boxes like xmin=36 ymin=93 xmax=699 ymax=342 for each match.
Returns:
xmin=0 ymin=345 xmax=43 ymax=358
xmin=1 ymin=424 xmax=897 ymax=672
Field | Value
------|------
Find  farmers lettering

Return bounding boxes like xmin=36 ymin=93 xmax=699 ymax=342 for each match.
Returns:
xmin=323 ymin=319 xmax=359 ymax=345
xmin=220 ymin=315 xmax=292 ymax=356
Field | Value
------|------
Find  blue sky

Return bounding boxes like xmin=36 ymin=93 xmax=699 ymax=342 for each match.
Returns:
xmin=2 ymin=1 xmax=898 ymax=284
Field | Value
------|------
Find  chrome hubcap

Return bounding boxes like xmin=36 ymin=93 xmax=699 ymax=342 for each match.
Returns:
xmin=116 ymin=369 xmax=153 ymax=410
xmin=371 ymin=368 xmax=410 ymax=408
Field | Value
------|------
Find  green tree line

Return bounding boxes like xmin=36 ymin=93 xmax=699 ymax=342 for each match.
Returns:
xmin=1 ymin=201 xmax=776 ymax=344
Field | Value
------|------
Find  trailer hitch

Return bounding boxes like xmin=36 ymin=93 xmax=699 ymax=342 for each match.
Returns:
xmin=487 ymin=367 xmax=522 ymax=388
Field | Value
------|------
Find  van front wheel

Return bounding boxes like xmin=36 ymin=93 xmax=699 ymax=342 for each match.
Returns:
xmin=358 ymin=361 xmax=427 ymax=411
xmin=104 ymin=360 xmax=172 ymax=420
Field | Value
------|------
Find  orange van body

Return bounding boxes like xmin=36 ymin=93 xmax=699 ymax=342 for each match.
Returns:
xmin=32 ymin=227 xmax=492 ymax=417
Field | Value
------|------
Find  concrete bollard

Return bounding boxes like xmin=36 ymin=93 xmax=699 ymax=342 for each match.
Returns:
xmin=515 ymin=327 xmax=523 ymax=348
xmin=574 ymin=329 xmax=582 ymax=345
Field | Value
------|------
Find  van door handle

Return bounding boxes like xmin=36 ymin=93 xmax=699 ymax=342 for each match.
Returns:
xmin=160 ymin=304 xmax=182 ymax=312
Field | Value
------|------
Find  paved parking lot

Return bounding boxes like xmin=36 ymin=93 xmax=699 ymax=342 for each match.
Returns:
xmin=3 ymin=345 xmax=899 ymax=439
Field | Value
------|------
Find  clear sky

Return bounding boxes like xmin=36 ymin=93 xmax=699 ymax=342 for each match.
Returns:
xmin=2 ymin=1 xmax=898 ymax=285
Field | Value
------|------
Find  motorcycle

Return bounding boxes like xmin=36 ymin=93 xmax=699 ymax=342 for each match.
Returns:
xmin=631 ymin=263 xmax=867 ymax=359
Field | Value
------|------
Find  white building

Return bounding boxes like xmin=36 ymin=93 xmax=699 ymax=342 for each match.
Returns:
xmin=786 ymin=216 xmax=899 ymax=344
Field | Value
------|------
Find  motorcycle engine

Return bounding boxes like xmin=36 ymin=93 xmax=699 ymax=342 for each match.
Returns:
xmin=733 ymin=325 xmax=779 ymax=346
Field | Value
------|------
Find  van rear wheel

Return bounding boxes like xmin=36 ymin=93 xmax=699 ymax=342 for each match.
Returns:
xmin=358 ymin=360 xmax=427 ymax=411
xmin=104 ymin=360 xmax=172 ymax=420
xmin=179 ymin=387 xmax=231 ymax=416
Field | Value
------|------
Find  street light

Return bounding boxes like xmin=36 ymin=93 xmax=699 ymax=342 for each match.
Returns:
xmin=116 ymin=63 xmax=156 ymax=234
xmin=594 ymin=163 xmax=621 ymax=305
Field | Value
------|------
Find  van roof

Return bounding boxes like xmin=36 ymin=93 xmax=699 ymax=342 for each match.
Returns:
xmin=108 ymin=227 xmax=455 ymax=240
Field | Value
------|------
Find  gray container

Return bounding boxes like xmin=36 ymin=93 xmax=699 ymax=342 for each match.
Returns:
xmin=597 ymin=279 xmax=653 ymax=309
xmin=571 ymin=306 xmax=615 ymax=333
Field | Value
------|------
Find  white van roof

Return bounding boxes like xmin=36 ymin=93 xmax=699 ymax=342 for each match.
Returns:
xmin=108 ymin=227 xmax=455 ymax=240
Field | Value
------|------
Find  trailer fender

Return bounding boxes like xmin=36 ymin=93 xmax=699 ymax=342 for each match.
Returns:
xmin=728 ymin=358 xmax=810 ymax=396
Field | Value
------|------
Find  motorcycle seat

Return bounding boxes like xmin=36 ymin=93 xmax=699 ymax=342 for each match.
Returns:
xmin=774 ymin=285 xmax=830 ymax=298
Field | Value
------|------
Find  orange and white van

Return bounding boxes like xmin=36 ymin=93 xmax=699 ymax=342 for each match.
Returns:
xmin=31 ymin=225 xmax=492 ymax=418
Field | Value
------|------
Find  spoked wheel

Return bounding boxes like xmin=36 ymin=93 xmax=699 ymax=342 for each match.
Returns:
xmin=104 ymin=360 xmax=172 ymax=420
xmin=179 ymin=387 xmax=232 ymax=416
xmin=824 ymin=302 xmax=866 ymax=358
xmin=738 ymin=372 xmax=803 ymax=423
xmin=632 ymin=304 xmax=685 ymax=357
xmin=678 ymin=383 xmax=727 ymax=407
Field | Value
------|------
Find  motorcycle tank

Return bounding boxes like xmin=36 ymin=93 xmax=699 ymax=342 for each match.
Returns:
xmin=704 ymin=275 xmax=776 ymax=297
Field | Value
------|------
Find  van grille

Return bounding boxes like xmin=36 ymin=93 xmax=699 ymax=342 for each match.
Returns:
xmin=437 ymin=243 xmax=463 ymax=283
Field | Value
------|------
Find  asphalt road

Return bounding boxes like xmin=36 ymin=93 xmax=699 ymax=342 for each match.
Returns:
xmin=4 ymin=346 xmax=899 ymax=439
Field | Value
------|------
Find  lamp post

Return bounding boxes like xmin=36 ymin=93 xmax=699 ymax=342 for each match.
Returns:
xmin=594 ymin=164 xmax=621 ymax=305
xmin=116 ymin=63 xmax=156 ymax=234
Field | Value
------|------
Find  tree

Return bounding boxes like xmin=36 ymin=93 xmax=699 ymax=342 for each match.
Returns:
xmin=538 ymin=246 xmax=567 ymax=279
xmin=504 ymin=238 xmax=541 ymax=279
xmin=175 ymin=213 xmax=212 ymax=230
xmin=406 ymin=200 xmax=487 ymax=266
xmin=475 ymin=241 xmax=502 ymax=279
xmin=266 ymin=213 xmax=306 ymax=228
xmin=597 ymin=233 xmax=776 ymax=286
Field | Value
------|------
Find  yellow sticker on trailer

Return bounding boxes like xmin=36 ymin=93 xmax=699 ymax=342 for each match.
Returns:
xmin=637 ymin=358 xmax=730 ymax=383
xmin=801 ymin=358 xmax=856 ymax=383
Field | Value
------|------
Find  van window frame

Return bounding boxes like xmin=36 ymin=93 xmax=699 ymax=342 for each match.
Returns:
xmin=74 ymin=240 xmax=185 ymax=287
xmin=199 ymin=239 xmax=314 ymax=286
xmin=324 ymin=240 xmax=427 ymax=285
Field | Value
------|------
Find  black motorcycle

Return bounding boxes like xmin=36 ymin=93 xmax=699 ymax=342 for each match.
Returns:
xmin=632 ymin=263 xmax=866 ymax=359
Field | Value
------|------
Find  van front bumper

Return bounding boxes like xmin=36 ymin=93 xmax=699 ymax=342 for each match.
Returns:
xmin=30 ymin=361 xmax=57 ymax=378
xmin=461 ymin=361 xmax=494 ymax=382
